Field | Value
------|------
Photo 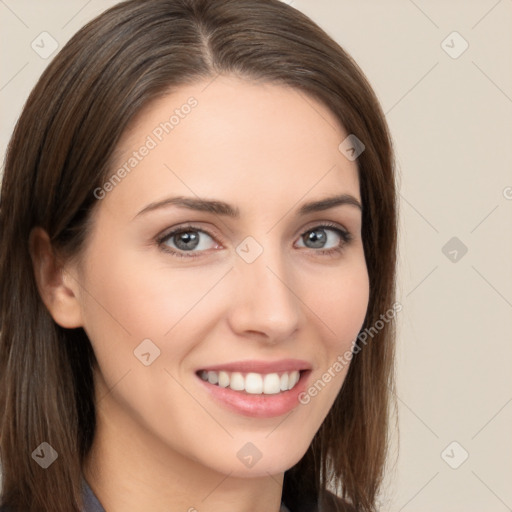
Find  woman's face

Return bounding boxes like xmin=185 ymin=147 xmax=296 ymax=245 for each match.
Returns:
xmin=73 ymin=75 xmax=369 ymax=477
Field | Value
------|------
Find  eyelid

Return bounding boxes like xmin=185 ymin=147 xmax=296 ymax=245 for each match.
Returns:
xmin=156 ymin=223 xmax=223 ymax=253
xmin=300 ymin=219 xmax=350 ymax=236
xmin=157 ymin=222 xmax=221 ymax=240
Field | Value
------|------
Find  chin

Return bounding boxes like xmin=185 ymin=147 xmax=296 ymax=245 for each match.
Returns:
xmin=205 ymin=438 xmax=312 ymax=479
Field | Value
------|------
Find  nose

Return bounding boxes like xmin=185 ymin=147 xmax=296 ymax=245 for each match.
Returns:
xmin=227 ymin=244 xmax=301 ymax=344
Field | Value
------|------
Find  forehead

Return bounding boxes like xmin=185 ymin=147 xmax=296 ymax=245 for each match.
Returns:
xmin=102 ymin=75 xmax=361 ymax=219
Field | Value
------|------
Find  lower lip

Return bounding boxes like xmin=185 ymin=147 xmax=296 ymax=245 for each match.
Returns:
xmin=196 ymin=371 xmax=311 ymax=418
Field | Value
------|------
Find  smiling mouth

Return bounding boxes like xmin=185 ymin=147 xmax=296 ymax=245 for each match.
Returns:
xmin=197 ymin=369 xmax=304 ymax=395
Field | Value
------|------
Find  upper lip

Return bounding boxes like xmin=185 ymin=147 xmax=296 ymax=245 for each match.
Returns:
xmin=197 ymin=359 xmax=312 ymax=374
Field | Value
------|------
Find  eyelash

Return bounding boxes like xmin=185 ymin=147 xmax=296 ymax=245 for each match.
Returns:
xmin=156 ymin=222 xmax=353 ymax=259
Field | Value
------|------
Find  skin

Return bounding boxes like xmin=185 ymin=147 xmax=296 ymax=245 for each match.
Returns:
xmin=30 ymin=75 xmax=369 ymax=512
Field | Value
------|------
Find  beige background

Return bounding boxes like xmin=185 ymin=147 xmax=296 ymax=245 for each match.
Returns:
xmin=1 ymin=1 xmax=511 ymax=510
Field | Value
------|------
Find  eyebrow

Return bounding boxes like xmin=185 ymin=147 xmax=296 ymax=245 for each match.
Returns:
xmin=134 ymin=193 xmax=362 ymax=219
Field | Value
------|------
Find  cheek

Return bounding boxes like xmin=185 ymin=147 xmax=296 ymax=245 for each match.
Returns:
xmin=332 ymin=270 xmax=370 ymax=344
xmin=298 ymin=256 xmax=369 ymax=399
xmin=304 ymin=255 xmax=370 ymax=350
xmin=81 ymin=243 xmax=195 ymax=332
xmin=78 ymin=242 xmax=231 ymax=374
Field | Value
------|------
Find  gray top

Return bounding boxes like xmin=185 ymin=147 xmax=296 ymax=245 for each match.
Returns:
xmin=81 ymin=478 xmax=292 ymax=512
xmin=81 ymin=478 xmax=106 ymax=512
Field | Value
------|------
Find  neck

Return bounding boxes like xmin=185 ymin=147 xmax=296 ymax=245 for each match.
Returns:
xmin=82 ymin=383 xmax=285 ymax=512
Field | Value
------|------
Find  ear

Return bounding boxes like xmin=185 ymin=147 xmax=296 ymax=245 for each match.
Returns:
xmin=28 ymin=227 xmax=84 ymax=329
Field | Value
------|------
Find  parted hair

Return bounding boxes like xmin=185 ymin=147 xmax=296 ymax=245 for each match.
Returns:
xmin=0 ymin=1 xmax=398 ymax=510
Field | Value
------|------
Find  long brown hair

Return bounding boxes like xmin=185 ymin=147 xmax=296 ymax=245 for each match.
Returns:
xmin=0 ymin=1 xmax=398 ymax=510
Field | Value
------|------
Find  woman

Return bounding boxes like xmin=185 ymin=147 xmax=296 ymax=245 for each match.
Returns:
xmin=0 ymin=0 xmax=398 ymax=511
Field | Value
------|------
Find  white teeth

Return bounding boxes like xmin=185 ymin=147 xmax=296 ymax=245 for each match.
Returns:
xmin=263 ymin=373 xmax=281 ymax=394
xmin=199 ymin=370 xmax=303 ymax=394
xmin=218 ymin=371 xmax=230 ymax=388
xmin=230 ymin=372 xmax=245 ymax=391
xmin=289 ymin=370 xmax=300 ymax=388
xmin=245 ymin=373 xmax=263 ymax=394
xmin=280 ymin=373 xmax=289 ymax=391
